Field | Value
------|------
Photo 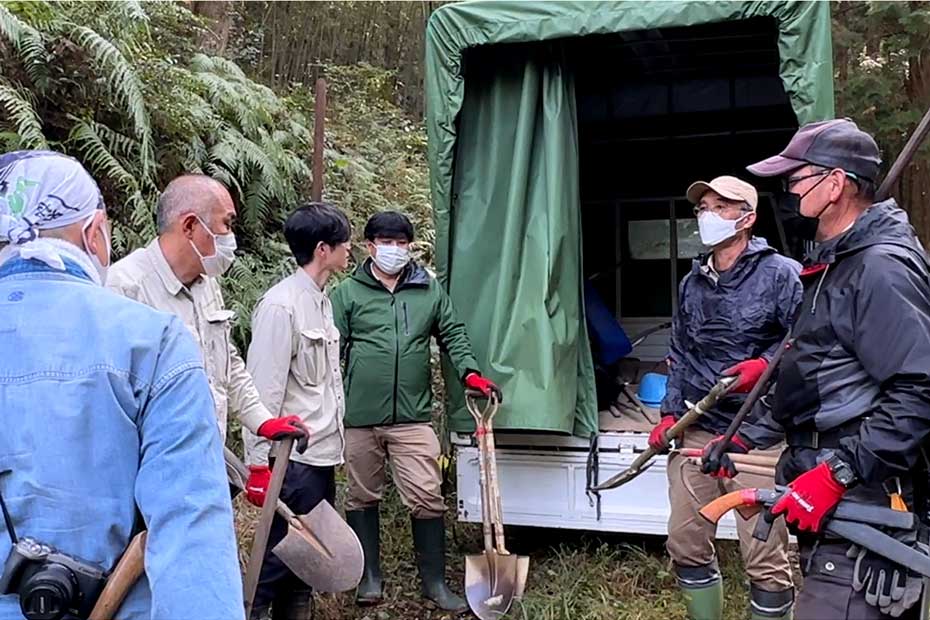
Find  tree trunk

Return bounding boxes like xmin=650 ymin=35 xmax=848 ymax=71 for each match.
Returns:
xmin=193 ymin=1 xmax=233 ymax=55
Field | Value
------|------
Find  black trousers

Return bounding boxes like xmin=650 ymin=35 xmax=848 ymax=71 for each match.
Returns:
xmin=253 ymin=461 xmax=336 ymax=608
xmin=795 ymin=541 xmax=922 ymax=620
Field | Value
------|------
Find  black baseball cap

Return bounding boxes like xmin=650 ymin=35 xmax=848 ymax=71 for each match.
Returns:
xmin=747 ymin=119 xmax=881 ymax=182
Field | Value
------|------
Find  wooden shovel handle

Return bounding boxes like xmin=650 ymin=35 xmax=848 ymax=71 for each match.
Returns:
xmin=88 ymin=532 xmax=147 ymax=620
xmin=243 ymin=438 xmax=293 ymax=616
xmin=680 ymin=449 xmax=780 ymax=468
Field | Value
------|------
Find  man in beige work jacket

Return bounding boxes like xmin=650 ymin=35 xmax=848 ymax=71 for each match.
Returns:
xmin=107 ymin=174 xmax=308 ymax=454
xmin=242 ymin=202 xmax=352 ymax=620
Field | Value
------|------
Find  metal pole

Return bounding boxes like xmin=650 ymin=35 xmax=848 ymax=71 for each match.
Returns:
xmin=312 ymin=78 xmax=327 ymax=202
xmin=877 ymin=104 xmax=930 ymax=202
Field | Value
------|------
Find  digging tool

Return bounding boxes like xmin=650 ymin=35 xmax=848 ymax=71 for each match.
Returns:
xmin=876 ymin=103 xmax=930 ymax=202
xmin=483 ymin=396 xmax=530 ymax=600
xmin=242 ymin=438 xmax=293 ymax=616
xmin=224 ymin=447 xmax=363 ymax=593
xmin=87 ymin=532 xmax=147 ymax=620
xmin=591 ymin=375 xmax=737 ymax=491
xmin=464 ymin=391 xmax=524 ymax=619
xmin=684 ymin=458 xmax=775 ymax=478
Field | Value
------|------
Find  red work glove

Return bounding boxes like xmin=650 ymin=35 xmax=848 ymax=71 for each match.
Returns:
xmin=700 ymin=434 xmax=751 ymax=478
xmin=257 ymin=415 xmax=310 ymax=454
xmin=245 ymin=465 xmax=271 ymax=507
xmin=648 ymin=415 xmax=677 ymax=452
xmin=465 ymin=372 xmax=503 ymax=402
xmin=770 ymin=462 xmax=847 ymax=533
xmin=722 ymin=358 xmax=767 ymax=394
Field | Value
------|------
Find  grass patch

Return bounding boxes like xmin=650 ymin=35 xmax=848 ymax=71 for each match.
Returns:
xmin=234 ymin=469 xmax=767 ymax=620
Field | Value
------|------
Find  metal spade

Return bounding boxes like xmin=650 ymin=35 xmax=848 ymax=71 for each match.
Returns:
xmin=224 ymin=447 xmax=364 ymax=593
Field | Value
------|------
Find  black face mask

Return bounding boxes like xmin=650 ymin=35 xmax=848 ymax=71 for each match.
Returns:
xmin=774 ymin=175 xmax=832 ymax=242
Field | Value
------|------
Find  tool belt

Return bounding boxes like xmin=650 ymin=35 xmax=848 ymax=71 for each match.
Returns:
xmin=786 ymin=417 xmax=864 ymax=449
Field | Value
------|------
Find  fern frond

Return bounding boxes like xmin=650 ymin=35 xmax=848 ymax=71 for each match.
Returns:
xmin=67 ymin=117 xmax=140 ymax=195
xmin=63 ymin=23 xmax=153 ymax=176
xmin=191 ymin=53 xmax=246 ymax=81
xmin=0 ymin=81 xmax=47 ymax=149
xmin=0 ymin=4 xmax=49 ymax=88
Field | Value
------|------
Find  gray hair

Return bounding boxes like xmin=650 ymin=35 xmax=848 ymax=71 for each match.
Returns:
xmin=156 ymin=174 xmax=229 ymax=233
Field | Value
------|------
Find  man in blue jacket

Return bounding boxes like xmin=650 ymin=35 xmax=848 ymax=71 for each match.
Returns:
xmin=0 ymin=151 xmax=244 ymax=619
xmin=649 ymin=176 xmax=802 ymax=620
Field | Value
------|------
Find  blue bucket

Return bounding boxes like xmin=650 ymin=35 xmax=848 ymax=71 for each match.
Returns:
xmin=637 ymin=373 xmax=668 ymax=408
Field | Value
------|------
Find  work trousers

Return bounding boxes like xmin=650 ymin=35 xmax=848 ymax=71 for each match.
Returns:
xmin=666 ymin=429 xmax=793 ymax=592
xmin=795 ymin=541 xmax=922 ymax=620
xmin=253 ymin=461 xmax=336 ymax=608
xmin=345 ymin=423 xmax=446 ymax=518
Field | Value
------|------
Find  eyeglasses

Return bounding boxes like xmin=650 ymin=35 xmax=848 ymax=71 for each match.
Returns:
xmin=782 ymin=170 xmax=830 ymax=192
xmin=692 ymin=202 xmax=752 ymax=217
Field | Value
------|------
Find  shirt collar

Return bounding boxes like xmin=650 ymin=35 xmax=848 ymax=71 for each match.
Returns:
xmin=295 ymin=267 xmax=323 ymax=294
xmin=148 ymin=238 xmax=184 ymax=296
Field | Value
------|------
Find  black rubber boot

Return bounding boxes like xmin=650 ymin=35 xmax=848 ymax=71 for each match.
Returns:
xmin=411 ymin=516 xmax=467 ymax=612
xmin=271 ymin=588 xmax=314 ymax=620
xmin=346 ymin=507 xmax=383 ymax=605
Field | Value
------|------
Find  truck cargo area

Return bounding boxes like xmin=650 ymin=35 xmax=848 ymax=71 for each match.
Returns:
xmin=455 ymin=16 xmax=798 ymax=536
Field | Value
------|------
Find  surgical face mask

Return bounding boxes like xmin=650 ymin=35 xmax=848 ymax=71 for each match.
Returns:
xmin=191 ymin=216 xmax=237 ymax=277
xmin=774 ymin=175 xmax=832 ymax=242
xmin=373 ymin=244 xmax=409 ymax=275
xmin=697 ymin=211 xmax=748 ymax=247
xmin=81 ymin=212 xmax=110 ymax=285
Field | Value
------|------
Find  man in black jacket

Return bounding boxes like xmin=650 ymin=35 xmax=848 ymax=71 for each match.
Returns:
xmin=705 ymin=119 xmax=930 ymax=619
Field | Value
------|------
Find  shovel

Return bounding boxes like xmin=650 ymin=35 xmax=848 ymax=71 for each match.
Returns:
xmin=464 ymin=391 xmax=528 ymax=619
xmin=224 ymin=446 xmax=363 ymax=594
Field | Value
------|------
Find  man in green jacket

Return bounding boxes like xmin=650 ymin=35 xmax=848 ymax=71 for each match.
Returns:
xmin=331 ymin=211 xmax=500 ymax=612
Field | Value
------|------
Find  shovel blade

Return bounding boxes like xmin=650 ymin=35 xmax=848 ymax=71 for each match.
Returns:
xmin=272 ymin=500 xmax=363 ymax=593
xmin=465 ymin=552 xmax=519 ymax=619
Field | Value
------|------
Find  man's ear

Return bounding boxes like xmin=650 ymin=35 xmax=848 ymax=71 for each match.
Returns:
xmin=740 ymin=211 xmax=757 ymax=231
xmin=180 ymin=213 xmax=199 ymax=239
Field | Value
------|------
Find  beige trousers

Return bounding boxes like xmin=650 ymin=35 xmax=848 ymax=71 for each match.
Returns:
xmin=345 ymin=423 xmax=446 ymax=519
xmin=667 ymin=428 xmax=793 ymax=592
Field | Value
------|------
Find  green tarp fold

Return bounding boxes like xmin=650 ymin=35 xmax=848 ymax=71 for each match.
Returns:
xmin=425 ymin=1 xmax=834 ymax=435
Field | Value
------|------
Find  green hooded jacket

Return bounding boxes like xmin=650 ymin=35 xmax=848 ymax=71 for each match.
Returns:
xmin=331 ymin=259 xmax=479 ymax=428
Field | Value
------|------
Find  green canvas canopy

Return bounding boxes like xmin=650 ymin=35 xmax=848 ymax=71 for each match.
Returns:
xmin=425 ymin=1 xmax=834 ymax=436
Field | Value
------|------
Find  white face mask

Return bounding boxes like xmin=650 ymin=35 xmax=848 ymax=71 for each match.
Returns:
xmin=191 ymin=216 xmax=237 ymax=277
xmin=81 ymin=211 xmax=110 ymax=285
xmin=697 ymin=211 xmax=749 ymax=247
xmin=373 ymin=244 xmax=409 ymax=275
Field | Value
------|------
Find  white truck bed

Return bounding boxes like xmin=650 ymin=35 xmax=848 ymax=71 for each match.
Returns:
xmin=453 ymin=430 xmax=738 ymax=539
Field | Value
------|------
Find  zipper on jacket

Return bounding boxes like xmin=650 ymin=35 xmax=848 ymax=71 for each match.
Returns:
xmin=403 ymin=302 xmax=410 ymax=336
xmin=391 ymin=296 xmax=400 ymax=424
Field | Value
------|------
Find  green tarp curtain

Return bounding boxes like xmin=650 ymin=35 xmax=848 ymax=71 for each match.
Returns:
xmin=425 ymin=1 xmax=834 ymax=435
xmin=442 ymin=43 xmax=597 ymax=436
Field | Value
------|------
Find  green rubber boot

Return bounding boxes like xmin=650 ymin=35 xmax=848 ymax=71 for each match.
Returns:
xmin=346 ymin=507 xmax=383 ymax=605
xmin=681 ymin=580 xmax=724 ymax=620
xmin=411 ymin=517 xmax=467 ymax=612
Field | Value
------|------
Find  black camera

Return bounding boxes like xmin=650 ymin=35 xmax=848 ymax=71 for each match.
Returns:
xmin=0 ymin=536 xmax=107 ymax=620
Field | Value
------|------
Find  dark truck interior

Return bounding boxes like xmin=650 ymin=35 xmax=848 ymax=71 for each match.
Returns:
xmin=570 ymin=17 xmax=800 ymax=414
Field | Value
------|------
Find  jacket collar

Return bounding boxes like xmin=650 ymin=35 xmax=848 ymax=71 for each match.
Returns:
xmin=294 ymin=266 xmax=323 ymax=294
xmin=147 ymin=238 xmax=184 ymax=296
xmin=692 ymin=236 xmax=775 ymax=285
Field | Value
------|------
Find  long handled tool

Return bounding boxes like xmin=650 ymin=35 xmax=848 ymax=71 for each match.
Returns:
xmin=224 ymin=447 xmax=363 ymax=593
xmin=484 ymin=398 xmax=530 ymax=600
xmin=592 ymin=375 xmax=737 ymax=491
xmin=464 ymin=392 xmax=527 ymax=619
xmin=87 ymin=532 xmax=147 ymax=620
xmin=242 ymin=438 xmax=293 ymax=617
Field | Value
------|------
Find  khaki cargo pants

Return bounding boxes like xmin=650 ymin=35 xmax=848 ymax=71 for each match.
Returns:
xmin=667 ymin=428 xmax=793 ymax=592
xmin=345 ymin=423 xmax=446 ymax=519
